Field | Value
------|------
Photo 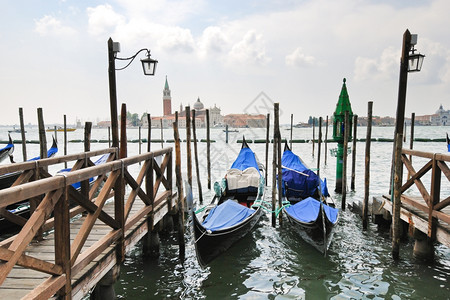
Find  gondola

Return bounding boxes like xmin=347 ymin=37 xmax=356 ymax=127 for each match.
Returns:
xmin=0 ymin=135 xmax=14 ymax=163
xmin=192 ymin=137 xmax=265 ymax=266
xmin=0 ymin=137 xmax=58 ymax=229
xmin=280 ymin=142 xmax=338 ymax=256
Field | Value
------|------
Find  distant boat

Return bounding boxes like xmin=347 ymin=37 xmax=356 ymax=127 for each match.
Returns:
xmin=8 ymin=127 xmax=25 ymax=133
xmin=223 ymin=129 xmax=239 ymax=133
xmin=0 ymin=135 xmax=14 ymax=163
xmin=46 ymin=127 xmax=76 ymax=132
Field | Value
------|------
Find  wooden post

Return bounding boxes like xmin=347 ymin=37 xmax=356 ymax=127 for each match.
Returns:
xmin=392 ymin=133 xmax=403 ymax=260
xmin=271 ymin=112 xmax=277 ymax=227
xmin=147 ymin=114 xmax=151 ymax=152
xmin=324 ymin=116 xmax=328 ymax=165
xmin=54 ymin=185 xmax=71 ymax=298
xmin=81 ymin=122 xmax=92 ymax=201
xmin=363 ymin=102 xmax=373 ymax=230
xmin=192 ymin=110 xmax=203 ymax=204
xmin=160 ymin=119 xmax=164 ymax=149
xmin=37 ymin=108 xmax=48 ymax=161
xmin=408 ymin=113 xmax=415 ymax=180
xmin=19 ymin=107 xmax=27 ymax=161
xmin=53 ymin=126 xmax=57 ymax=143
xmin=186 ymin=106 xmax=192 ymax=186
xmin=63 ymin=115 xmax=67 ymax=169
xmin=312 ymin=120 xmax=315 ymax=157
xmin=173 ymin=120 xmax=184 ymax=215
xmin=206 ymin=109 xmax=211 ymax=189
xmin=108 ymin=126 xmax=111 ymax=148
xmin=317 ymin=117 xmax=322 ymax=178
xmin=341 ymin=111 xmax=349 ymax=210
xmin=275 ymin=104 xmax=283 ymax=225
xmin=116 ymin=103 xmax=127 ymax=263
xmin=139 ymin=125 xmax=142 ymax=156
xmin=351 ymin=115 xmax=358 ymax=190
xmin=108 ymin=38 xmax=119 ymax=148
xmin=265 ymin=113 xmax=270 ymax=186
xmin=290 ymin=113 xmax=293 ymax=149
xmin=225 ymin=124 xmax=229 ymax=143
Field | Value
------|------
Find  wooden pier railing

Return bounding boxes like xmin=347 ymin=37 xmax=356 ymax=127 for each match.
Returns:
xmin=399 ymin=149 xmax=450 ymax=240
xmin=0 ymin=147 xmax=175 ymax=299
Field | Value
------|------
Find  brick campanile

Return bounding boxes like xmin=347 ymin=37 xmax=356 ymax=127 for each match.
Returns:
xmin=163 ymin=76 xmax=172 ymax=116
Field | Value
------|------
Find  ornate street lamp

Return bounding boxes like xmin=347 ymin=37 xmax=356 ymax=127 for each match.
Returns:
xmin=108 ymin=38 xmax=158 ymax=148
xmin=408 ymin=34 xmax=425 ymax=72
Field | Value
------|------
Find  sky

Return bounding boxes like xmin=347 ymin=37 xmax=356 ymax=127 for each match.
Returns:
xmin=1 ymin=0 xmax=449 ymax=126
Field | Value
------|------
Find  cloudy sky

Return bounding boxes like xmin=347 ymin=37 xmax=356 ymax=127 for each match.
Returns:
xmin=1 ymin=0 xmax=449 ymax=126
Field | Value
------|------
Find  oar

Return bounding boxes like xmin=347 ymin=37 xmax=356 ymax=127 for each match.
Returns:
xmin=281 ymin=165 xmax=309 ymax=176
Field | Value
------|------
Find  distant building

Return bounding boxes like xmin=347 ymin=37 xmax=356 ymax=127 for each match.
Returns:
xmin=430 ymin=104 xmax=449 ymax=126
xmin=141 ymin=77 xmax=222 ymax=128
xmin=223 ymin=114 xmax=266 ymax=128
xmin=163 ymin=76 xmax=172 ymax=116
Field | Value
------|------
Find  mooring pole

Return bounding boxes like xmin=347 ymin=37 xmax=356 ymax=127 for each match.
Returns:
xmin=363 ymin=102 xmax=373 ymax=230
xmin=147 ymin=114 xmax=151 ymax=152
xmin=317 ymin=117 xmax=322 ymax=178
xmin=173 ymin=121 xmax=185 ymax=259
xmin=192 ymin=109 xmax=203 ymax=204
xmin=265 ymin=113 xmax=270 ymax=186
xmin=37 ymin=108 xmax=47 ymax=161
xmin=186 ymin=106 xmax=192 ymax=187
xmin=392 ymin=133 xmax=403 ymax=260
xmin=312 ymin=120 xmax=315 ymax=157
xmin=324 ymin=116 xmax=328 ymax=165
xmin=225 ymin=124 xmax=229 ymax=144
xmin=271 ymin=113 xmax=277 ymax=227
xmin=351 ymin=115 xmax=358 ymax=191
xmin=19 ymin=107 xmax=27 ymax=161
xmin=63 ymin=115 xmax=67 ymax=168
xmin=81 ymin=122 xmax=92 ymax=201
xmin=290 ymin=113 xmax=293 ymax=149
xmin=206 ymin=109 xmax=211 ymax=189
xmin=160 ymin=119 xmax=164 ymax=149
xmin=407 ymin=112 xmax=415 ymax=180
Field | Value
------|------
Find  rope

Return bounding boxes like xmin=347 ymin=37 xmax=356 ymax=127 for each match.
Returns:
xmin=194 ymin=229 xmax=212 ymax=243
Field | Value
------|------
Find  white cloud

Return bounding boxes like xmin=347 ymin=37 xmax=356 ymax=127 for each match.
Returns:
xmin=87 ymin=4 xmax=126 ymax=37
xmin=34 ymin=15 xmax=77 ymax=36
xmin=285 ymin=47 xmax=317 ymax=68
xmin=228 ymin=30 xmax=271 ymax=66
xmin=354 ymin=47 xmax=398 ymax=81
xmin=198 ymin=26 xmax=228 ymax=58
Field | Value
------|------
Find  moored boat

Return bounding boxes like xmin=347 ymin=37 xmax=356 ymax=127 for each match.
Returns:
xmin=46 ymin=127 xmax=76 ymax=132
xmin=281 ymin=142 xmax=338 ymax=255
xmin=0 ymin=135 xmax=14 ymax=163
xmin=192 ymin=137 xmax=265 ymax=266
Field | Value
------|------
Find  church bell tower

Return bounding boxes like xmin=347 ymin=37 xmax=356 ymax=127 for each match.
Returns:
xmin=163 ymin=76 xmax=172 ymax=116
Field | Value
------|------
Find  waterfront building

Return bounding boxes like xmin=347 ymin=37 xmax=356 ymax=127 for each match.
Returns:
xmin=431 ymin=104 xmax=449 ymax=126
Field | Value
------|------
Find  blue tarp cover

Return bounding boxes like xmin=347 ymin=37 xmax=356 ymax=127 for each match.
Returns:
xmin=285 ymin=197 xmax=338 ymax=224
xmin=29 ymin=146 xmax=58 ymax=161
xmin=231 ymin=147 xmax=260 ymax=175
xmin=201 ymin=200 xmax=255 ymax=231
xmin=281 ymin=149 xmax=329 ymax=198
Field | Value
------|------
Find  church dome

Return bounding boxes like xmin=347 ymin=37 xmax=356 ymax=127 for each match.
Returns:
xmin=194 ymin=97 xmax=204 ymax=110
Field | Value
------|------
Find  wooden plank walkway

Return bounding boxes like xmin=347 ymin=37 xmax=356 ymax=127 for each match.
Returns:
xmin=0 ymin=193 xmax=177 ymax=299
xmin=373 ymin=195 xmax=450 ymax=248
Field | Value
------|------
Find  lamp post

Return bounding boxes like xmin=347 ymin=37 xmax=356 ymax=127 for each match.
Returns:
xmin=391 ymin=29 xmax=425 ymax=260
xmin=108 ymin=37 xmax=158 ymax=148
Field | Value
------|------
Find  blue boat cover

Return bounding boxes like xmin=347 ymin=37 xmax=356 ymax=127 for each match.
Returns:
xmin=29 ymin=146 xmax=58 ymax=161
xmin=281 ymin=149 xmax=329 ymax=198
xmin=201 ymin=200 xmax=255 ymax=231
xmin=231 ymin=147 xmax=260 ymax=175
xmin=57 ymin=154 xmax=110 ymax=189
xmin=285 ymin=197 xmax=338 ymax=224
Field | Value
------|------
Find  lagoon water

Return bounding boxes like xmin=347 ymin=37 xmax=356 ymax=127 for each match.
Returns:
xmin=1 ymin=125 xmax=449 ymax=299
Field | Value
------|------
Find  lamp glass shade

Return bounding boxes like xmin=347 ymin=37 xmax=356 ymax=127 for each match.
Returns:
xmin=408 ymin=53 xmax=425 ymax=72
xmin=141 ymin=57 xmax=158 ymax=76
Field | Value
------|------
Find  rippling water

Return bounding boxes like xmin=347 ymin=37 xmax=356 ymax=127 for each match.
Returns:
xmin=1 ymin=125 xmax=449 ymax=299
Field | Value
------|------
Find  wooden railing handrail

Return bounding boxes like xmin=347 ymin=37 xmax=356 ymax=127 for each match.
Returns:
xmin=402 ymin=148 xmax=450 ymax=161
xmin=0 ymin=148 xmax=117 ymax=175
xmin=0 ymin=147 xmax=173 ymax=208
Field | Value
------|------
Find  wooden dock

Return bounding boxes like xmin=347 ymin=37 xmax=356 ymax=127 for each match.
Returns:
xmin=0 ymin=147 xmax=182 ymax=299
xmin=372 ymin=148 xmax=450 ymax=256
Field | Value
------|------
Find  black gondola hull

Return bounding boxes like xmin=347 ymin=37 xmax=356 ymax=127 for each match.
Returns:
xmin=284 ymin=205 xmax=337 ymax=254
xmin=192 ymin=204 xmax=263 ymax=267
